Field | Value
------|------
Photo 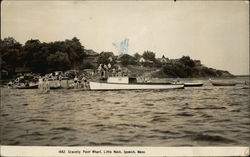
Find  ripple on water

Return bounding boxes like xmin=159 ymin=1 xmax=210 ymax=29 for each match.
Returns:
xmin=176 ymin=112 xmax=194 ymax=117
xmin=88 ymin=142 xmax=119 ymax=146
xmin=151 ymin=129 xmax=179 ymax=135
xmin=192 ymin=106 xmax=226 ymax=110
xmin=114 ymin=137 xmax=133 ymax=143
xmin=192 ymin=133 xmax=236 ymax=143
xmin=81 ymin=103 xmax=91 ymax=106
xmin=116 ymin=123 xmax=147 ymax=129
xmin=153 ymin=112 xmax=167 ymax=115
xmin=150 ymin=116 xmax=168 ymax=123
xmin=144 ymin=103 xmax=154 ymax=106
xmin=8 ymin=141 xmax=20 ymax=145
xmin=17 ymin=131 xmax=44 ymax=138
xmin=146 ymin=135 xmax=168 ymax=140
xmin=200 ymin=113 xmax=213 ymax=118
xmin=230 ymin=109 xmax=241 ymax=112
xmin=50 ymin=136 xmax=65 ymax=141
xmin=1 ymin=78 xmax=249 ymax=146
xmin=199 ymin=97 xmax=218 ymax=100
xmin=229 ymin=102 xmax=241 ymax=106
xmin=1 ymin=113 xmax=9 ymax=117
xmin=26 ymin=119 xmax=48 ymax=122
xmin=93 ymin=124 xmax=106 ymax=127
xmin=51 ymin=127 xmax=76 ymax=132
xmin=230 ymin=93 xmax=248 ymax=97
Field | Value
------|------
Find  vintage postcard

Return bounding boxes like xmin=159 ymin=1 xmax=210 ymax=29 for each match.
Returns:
xmin=0 ymin=0 xmax=249 ymax=156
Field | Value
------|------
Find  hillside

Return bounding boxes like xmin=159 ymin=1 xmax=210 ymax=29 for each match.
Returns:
xmin=1 ymin=37 xmax=234 ymax=79
xmin=122 ymin=56 xmax=234 ymax=78
xmin=125 ymin=64 xmax=233 ymax=79
xmin=151 ymin=66 xmax=234 ymax=78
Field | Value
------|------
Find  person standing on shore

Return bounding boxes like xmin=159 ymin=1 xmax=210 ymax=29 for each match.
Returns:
xmin=81 ymin=75 xmax=88 ymax=89
xmin=112 ymin=68 xmax=116 ymax=77
xmin=97 ymin=64 xmax=102 ymax=78
xmin=118 ymin=66 xmax=122 ymax=77
xmin=108 ymin=63 xmax=112 ymax=76
xmin=74 ymin=76 xmax=79 ymax=89
xmin=103 ymin=64 xmax=108 ymax=78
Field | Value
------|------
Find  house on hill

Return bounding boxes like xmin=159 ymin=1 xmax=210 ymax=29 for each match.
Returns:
xmin=159 ymin=55 xmax=169 ymax=63
xmin=138 ymin=57 xmax=154 ymax=67
xmin=139 ymin=57 xmax=154 ymax=63
xmin=139 ymin=57 xmax=146 ymax=63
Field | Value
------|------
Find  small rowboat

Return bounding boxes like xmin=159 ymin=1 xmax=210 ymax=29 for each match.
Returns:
xmin=184 ymin=83 xmax=203 ymax=87
xmin=89 ymin=77 xmax=184 ymax=90
xmin=171 ymin=82 xmax=203 ymax=87
xmin=211 ymin=82 xmax=236 ymax=86
xmin=210 ymin=80 xmax=236 ymax=86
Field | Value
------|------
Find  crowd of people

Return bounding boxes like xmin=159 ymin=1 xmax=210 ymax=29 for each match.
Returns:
xmin=97 ymin=63 xmax=129 ymax=79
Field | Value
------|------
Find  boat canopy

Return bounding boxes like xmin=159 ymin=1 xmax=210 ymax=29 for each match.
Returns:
xmin=107 ymin=77 xmax=137 ymax=84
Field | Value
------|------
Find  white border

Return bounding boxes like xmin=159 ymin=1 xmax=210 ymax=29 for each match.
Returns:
xmin=0 ymin=146 xmax=249 ymax=157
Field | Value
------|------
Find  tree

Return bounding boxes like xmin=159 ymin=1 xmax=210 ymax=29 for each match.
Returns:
xmin=1 ymin=37 xmax=89 ymax=73
xmin=179 ymin=56 xmax=195 ymax=68
xmin=97 ymin=52 xmax=115 ymax=65
xmin=0 ymin=37 xmax=22 ymax=71
xmin=142 ymin=51 xmax=156 ymax=61
xmin=22 ymin=39 xmax=42 ymax=66
xmin=134 ymin=53 xmax=141 ymax=61
xmin=47 ymin=51 xmax=70 ymax=71
xmin=120 ymin=54 xmax=136 ymax=66
xmin=64 ymin=37 xmax=86 ymax=68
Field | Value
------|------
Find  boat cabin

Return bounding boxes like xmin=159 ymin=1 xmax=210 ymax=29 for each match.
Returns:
xmin=107 ymin=77 xmax=137 ymax=84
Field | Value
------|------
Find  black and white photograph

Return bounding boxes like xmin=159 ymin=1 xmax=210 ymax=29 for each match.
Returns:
xmin=0 ymin=0 xmax=249 ymax=156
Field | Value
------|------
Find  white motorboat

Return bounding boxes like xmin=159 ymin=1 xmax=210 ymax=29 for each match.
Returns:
xmin=89 ymin=77 xmax=184 ymax=90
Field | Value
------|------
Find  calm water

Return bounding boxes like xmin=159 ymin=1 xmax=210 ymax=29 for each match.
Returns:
xmin=1 ymin=77 xmax=249 ymax=146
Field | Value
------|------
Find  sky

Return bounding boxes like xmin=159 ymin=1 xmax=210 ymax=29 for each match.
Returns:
xmin=1 ymin=0 xmax=249 ymax=75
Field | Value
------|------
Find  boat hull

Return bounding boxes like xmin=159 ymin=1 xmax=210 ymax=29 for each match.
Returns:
xmin=89 ymin=82 xmax=184 ymax=90
xmin=171 ymin=82 xmax=203 ymax=87
xmin=211 ymin=83 xmax=236 ymax=86
xmin=184 ymin=83 xmax=203 ymax=87
xmin=16 ymin=85 xmax=38 ymax=89
xmin=210 ymin=80 xmax=236 ymax=86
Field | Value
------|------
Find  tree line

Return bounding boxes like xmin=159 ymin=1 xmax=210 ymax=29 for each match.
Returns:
xmin=1 ymin=37 xmax=86 ymax=74
xmin=1 ymin=37 xmax=161 ymax=74
xmin=1 ymin=37 xmax=227 ymax=78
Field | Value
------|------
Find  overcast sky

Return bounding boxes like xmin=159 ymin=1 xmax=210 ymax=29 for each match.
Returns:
xmin=1 ymin=1 xmax=249 ymax=75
